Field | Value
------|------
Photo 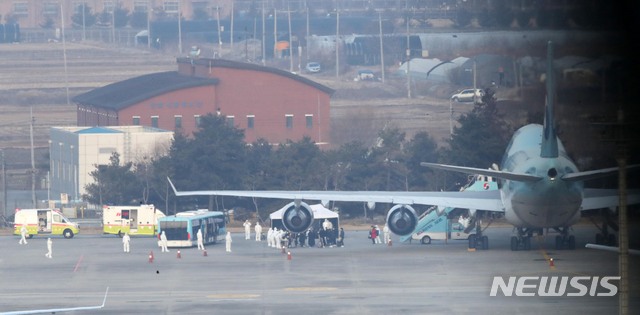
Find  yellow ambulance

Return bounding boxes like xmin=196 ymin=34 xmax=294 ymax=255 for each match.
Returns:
xmin=103 ymin=204 xmax=165 ymax=237
xmin=13 ymin=208 xmax=80 ymax=239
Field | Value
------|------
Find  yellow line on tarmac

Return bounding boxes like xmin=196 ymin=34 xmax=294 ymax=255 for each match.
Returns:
xmin=536 ymin=236 xmax=556 ymax=270
xmin=283 ymin=287 xmax=338 ymax=292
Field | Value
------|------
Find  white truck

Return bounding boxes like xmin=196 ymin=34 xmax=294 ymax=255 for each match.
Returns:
xmin=411 ymin=216 xmax=473 ymax=244
xmin=13 ymin=208 xmax=79 ymax=239
xmin=103 ymin=204 xmax=165 ymax=237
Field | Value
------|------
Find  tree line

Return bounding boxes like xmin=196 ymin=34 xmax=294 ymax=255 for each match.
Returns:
xmin=83 ymin=91 xmax=511 ymax=221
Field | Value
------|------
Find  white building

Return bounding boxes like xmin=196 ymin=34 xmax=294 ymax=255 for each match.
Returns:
xmin=49 ymin=126 xmax=174 ymax=202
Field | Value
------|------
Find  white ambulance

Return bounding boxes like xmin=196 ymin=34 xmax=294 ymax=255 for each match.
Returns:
xmin=13 ymin=208 xmax=79 ymax=239
xmin=103 ymin=204 xmax=165 ymax=237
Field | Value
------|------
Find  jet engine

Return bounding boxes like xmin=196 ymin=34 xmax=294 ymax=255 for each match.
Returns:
xmin=281 ymin=201 xmax=315 ymax=233
xmin=386 ymin=204 xmax=418 ymax=236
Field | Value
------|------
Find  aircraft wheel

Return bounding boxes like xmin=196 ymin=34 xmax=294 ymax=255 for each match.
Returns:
xmin=421 ymin=235 xmax=431 ymax=245
xmin=555 ymin=235 xmax=563 ymax=250
xmin=510 ymin=236 xmax=518 ymax=251
xmin=607 ymin=234 xmax=616 ymax=246
xmin=523 ymin=237 xmax=531 ymax=251
xmin=482 ymin=236 xmax=489 ymax=250
xmin=468 ymin=234 xmax=477 ymax=249
xmin=567 ymin=235 xmax=576 ymax=250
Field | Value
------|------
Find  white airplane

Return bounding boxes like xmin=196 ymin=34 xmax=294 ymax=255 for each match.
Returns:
xmin=0 ymin=287 xmax=108 ymax=315
xmin=168 ymin=41 xmax=639 ymax=251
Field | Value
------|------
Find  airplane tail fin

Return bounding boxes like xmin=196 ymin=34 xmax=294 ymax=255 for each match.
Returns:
xmin=541 ymin=40 xmax=559 ymax=158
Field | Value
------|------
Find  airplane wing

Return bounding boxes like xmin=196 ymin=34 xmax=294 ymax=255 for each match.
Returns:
xmin=168 ymin=177 xmax=505 ymax=212
xmin=581 ymin=188 xmax=640 ymax=211
xmin=585 ymin=243 xmax=640 ymax=256
xmin=0 ymin=287 xmax=108 ymax=315
xmin=419 ymin=162 xmax=542 ymax=182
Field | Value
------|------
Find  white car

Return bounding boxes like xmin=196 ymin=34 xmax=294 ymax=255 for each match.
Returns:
xmin=305 ymin=62 xmax=321 ymax=73
xmin=451 ymin=89 xmax=484 ymax=103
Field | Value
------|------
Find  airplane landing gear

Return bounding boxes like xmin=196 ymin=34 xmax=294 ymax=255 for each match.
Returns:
xmin=592 ymin=210 xmax=618 ymax=246
xmin=510 ymin=228 xmax=539 ymax=251
xmin=553 ymin=227 xmax=575 ymax=250
xmin=467 ymin=218 xmax=489 ymax=250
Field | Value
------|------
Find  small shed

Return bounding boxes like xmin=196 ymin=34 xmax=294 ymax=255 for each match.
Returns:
xmin=269 ymin=203 xmax=339 ymax=232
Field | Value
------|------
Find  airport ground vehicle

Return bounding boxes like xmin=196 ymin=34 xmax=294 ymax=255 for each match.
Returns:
xmin=13 ymin=208 xmax=79 ymax=239
xmin=411 ymin=216 xmax=473 ymax=244
xmin=103 ymin=204 xmax=165 ymax=237
xmin=157 ymin=210 xmax=226 ymax=247
xmin=450 ymin=89 xmax=484 ymax=103
xmin=305 ymin=62 xmax=321 ymax=73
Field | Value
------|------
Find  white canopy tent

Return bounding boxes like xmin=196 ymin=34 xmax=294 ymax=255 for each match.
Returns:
xmin=269 ymin=203 xmax=339 ymax=232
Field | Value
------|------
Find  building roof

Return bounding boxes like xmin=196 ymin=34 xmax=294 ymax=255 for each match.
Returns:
xmin=72 ymin=71 xmax=219 ymax=110
xmin=75 ymin=126 xmax=122 ymax=134
xmin=181 ymin=58 xmax=336 ymax=95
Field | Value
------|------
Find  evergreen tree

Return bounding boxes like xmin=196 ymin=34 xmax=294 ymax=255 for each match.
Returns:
xmin=82 ymin=152 xmax=141 ymax=205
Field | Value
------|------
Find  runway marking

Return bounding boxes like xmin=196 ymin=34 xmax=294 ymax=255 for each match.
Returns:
xmin=283 ymin=287 xmax=337 ymax=292
xmin=207 ymin=294 xmax=260 ymax=299
xmin=73 ymin=254 xmax=84 ymax=272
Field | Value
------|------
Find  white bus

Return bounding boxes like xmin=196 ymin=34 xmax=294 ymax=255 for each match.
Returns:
xmin=157 ymin=210 xmax=226 ymax=247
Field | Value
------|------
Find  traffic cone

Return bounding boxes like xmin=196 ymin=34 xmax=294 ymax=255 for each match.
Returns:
xmin=148 ymin=251 xmax=154 ymax=263
xmin=287 ymin=251 xmax=292 ymax=260
xmin=177 ymin=250 xmax=181 ymax=259
xmin=203 ymin=250 xmax=207 ymax=257
xmin=549 ymin=258 xmax=554 ymax=267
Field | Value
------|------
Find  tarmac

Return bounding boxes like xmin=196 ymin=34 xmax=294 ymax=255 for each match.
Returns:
xmin=0 ymin=226 xmax=638 ymax=314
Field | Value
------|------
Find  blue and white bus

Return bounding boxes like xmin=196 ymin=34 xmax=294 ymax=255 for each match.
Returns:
xmin=157 ymin=210 xmax=226 ymax=247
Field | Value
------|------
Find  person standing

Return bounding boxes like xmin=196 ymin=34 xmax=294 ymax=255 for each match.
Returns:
xmin=19 ymin=224 xmax=28 ymax=245
xmin=225 ymin=231 xmax=232 ymax=252
xmin=338 ymin=228 xmax=345 ymax=247
xmin=122 ymin=232 xmax=131 ymax=253
xmin=243 ymin=220 xmax=252 ymax=240
xmin=254 ymin=222 xmax=262 ymax=241
xmin=160 ymin=231 xmax=170 ymax=252
xmin=197 ymin=228 xmax=205 ymax=250
xmin=370 ymin=226 xmax=378 ymax=245
xmin=374 ymin=225 xmax=382 ymax=244
xmin=45 ymin=237 xmax=53 ymax=258
xmin=383 ymin=224 xmax=391 ymax=245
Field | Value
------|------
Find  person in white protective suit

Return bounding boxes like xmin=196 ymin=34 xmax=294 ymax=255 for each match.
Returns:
xmin=160 ymin=231 xmax=170 ymax=252
xmin=266 ymin=228 xmax=273 ymax=246
xmin=19 ymin=224 xmax=28 ymax=245
xmin=374 ymin=225 xmax=382 ymax=244
xmin=225 ymin=231 xmax=232 ymax=252
xmin=45 ymin=237 xmax=53 ymax=258
xmin=322 ymin=219 xmax=333 ymax=231
xmin=383 ymin=224 xmax=391 ymax=245
xmin=122 ymin=232 xmax=131 ymax=253
xmin=243 ymin=220 xmax=252 ymax=240
xmin=197 ymin=228 xmax=205 ymax=250
xmin=254 ymin=222 xmax=262 ymax=241
xmin=275 ymin=229 xmax=283 ymax=249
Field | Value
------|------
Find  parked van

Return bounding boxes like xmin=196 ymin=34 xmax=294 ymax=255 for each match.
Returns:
xmin=103 ymin=204 xmax=165 ymax=237
xmin=13 ymin=209 xmax=79 ymax=239
xmin=411 ymin=216 xmax=473 ymax=244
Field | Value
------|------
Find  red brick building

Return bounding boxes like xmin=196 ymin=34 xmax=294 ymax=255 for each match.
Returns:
xmin=74 ymin=58 xmax=334 ymax=145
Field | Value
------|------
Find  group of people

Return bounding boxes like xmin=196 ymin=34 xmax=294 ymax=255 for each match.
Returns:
xmin=242 ymin=219 xmax=345 ymax=249
xmin=369 ymin=225 xmax=391 ymax=245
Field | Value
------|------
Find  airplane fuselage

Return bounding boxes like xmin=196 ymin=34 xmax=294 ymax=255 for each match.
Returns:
xmin=500 ymin=124 xmax=583 ymax=229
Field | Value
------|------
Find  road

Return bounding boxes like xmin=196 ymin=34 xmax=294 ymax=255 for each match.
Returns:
xmin=1 ymin=226 xmax=637 ymax=314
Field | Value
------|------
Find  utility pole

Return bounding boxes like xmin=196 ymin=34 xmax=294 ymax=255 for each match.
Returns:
xmin=230 ymin=0 xmax=234 ymax=54
xmin=335 ymin=9 xmax=339 ymax=80
xmin=287 ymin=2 xmax=293 ymax=73
xmin=405 ymin=3 xmax=411 ymax=99
xmin=1 ymin=150 xmax=6 ymax=218
xmin=147 ymin=2 xmax=151 ymax=49
xmin=261 ymin=1 xmax=265 ymax=65
xmin=177 ymin=0 xmax=182 ymax=54
xmin=216 ymin=6 xmax=222 ymax=55
xmin=30 ymin=107 xmax=36 ymax=208
xmin=378 ymin=11 xmax=385 ymax=83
